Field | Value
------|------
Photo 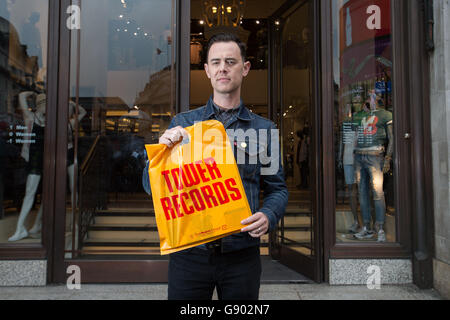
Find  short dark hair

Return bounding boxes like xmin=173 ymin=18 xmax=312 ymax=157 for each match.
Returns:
xmin=205 ymin=33 xmax=247 ymax=63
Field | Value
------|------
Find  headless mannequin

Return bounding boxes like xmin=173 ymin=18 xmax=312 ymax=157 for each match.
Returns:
xmin=338 ymin=104 xmax=361 ymax=233
xmin=8 ymin=92 xmax=86 ymax=241
xmin=353 ymin=94 xmax=393 ymax=241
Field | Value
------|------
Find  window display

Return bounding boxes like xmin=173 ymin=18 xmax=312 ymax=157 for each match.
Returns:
xmin=0 ymin=0 xmax=48 ymax=244
xmin=333 ymin=0 xmax=396 ymax=243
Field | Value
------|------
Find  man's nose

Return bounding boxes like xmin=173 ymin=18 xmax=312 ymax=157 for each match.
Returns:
xmin=218 ymin=61 xmax=228 ymax=72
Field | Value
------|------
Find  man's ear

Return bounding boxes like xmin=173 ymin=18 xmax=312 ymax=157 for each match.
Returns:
xmin=243 ymin=61 xmax=251 ymax=77
xmin=204 ymin=63 xmax=211 ymax=79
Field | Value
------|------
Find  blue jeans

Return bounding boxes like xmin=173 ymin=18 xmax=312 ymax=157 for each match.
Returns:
xmin=354 ymin=153 xmax=386 ymax=227
xmin=343 ymin=164 xmax=356 ymax=185
xmin=168 ymin=246 xmax=261 ymax=300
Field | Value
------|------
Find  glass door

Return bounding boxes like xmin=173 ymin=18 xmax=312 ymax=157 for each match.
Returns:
xmin=269 ymin=0 xmax=321 ymax=282
xmin=53 ymin=0 xmax=180 ymax=283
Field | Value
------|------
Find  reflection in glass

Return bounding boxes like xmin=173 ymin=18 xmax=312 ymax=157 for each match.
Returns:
xmin=333 ymin=0 xmax=395 ymax=243
xmin=65 ymin=0 xmax=176 ymax=258
xmin=275 ymin=2 xmax=314 ymax=257
xmin=0 ymin=0 xmax=48 ymax=244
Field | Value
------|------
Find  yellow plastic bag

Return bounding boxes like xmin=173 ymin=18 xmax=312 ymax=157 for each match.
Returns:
xmin=145 ymin=120 xmax=252 ymax=255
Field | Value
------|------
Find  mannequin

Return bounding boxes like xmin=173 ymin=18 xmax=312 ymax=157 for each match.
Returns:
xmin=353 ymin=92 xmax=393 ymax=242
xmin=8 ymin=92 xmax=86 ymax=241
xmin=338 ymin=103 xmax=360 ymax=233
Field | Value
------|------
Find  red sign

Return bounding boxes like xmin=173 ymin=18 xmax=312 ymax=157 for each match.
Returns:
xmin=340 ymin=0 xmax=391 ymax=52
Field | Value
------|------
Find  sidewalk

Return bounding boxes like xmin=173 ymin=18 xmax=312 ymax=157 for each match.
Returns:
xmin=0 ymin=283 xmax=443 ymax=300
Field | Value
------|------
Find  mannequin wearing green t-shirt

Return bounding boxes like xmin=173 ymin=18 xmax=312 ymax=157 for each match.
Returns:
xmin=353 ymin=95 xmax=393 ymax=242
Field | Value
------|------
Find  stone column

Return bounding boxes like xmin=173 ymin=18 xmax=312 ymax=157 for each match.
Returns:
xmin=430 ymin=0 xmax=450 ymax=300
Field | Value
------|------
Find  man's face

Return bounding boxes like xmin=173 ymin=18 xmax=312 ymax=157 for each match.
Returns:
xmin=204 ymin=41 xmax=250 ymax=96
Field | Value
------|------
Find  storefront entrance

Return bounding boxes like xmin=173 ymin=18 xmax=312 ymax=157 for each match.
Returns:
xmin=45 ymin=0 xmax=322 ymax=283
xmin=0 ymin=0 xmax=435 ymax=289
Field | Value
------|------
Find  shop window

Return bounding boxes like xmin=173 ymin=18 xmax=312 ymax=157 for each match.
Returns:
xmin=332 ymin=0 xmax=395 ymax=243
xmin=0 ymin=0 xmax=48 ymax=244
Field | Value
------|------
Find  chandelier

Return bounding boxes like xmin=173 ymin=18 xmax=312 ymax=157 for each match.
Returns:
xmin=202 ymin=0 xmax=246 ymax=28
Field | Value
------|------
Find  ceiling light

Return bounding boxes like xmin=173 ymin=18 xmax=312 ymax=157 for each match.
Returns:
xmin=202 ymin=0 xmax=246 ymax=28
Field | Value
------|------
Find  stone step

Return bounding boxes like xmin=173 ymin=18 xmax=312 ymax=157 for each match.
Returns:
xmin=92 ymin=214 xmax=310 ymax=227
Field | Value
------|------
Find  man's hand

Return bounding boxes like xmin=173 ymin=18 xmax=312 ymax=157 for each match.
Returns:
xmin=241 ymin=212 xmax=269 ymax=238
xmin=159 ymin=126 xmax=188 ymax=148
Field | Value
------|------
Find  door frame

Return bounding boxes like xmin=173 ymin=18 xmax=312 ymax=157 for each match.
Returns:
xmin=50 ymin=0 xmax=190 ymax=284
xmin=320 ymin=0 xmax=414 ymax=282
xmin=320 ymin=0 xmax=434 ymax=287
xmin=268 ymin=0 xmax=323 ymax=283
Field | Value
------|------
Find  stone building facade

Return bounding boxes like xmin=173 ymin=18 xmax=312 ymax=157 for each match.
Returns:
xmin=430 ymin=0 xmax=450 ymax=300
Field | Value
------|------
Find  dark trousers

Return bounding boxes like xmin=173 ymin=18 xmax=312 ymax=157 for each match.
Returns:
xmin=168 ymin=246 xmax=261 ymax=300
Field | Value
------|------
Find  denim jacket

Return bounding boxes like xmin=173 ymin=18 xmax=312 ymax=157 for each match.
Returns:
xmin=142 ymin=97 xmax=289 ymax=252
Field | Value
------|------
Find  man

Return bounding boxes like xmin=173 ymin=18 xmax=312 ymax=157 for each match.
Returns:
xmin=142 ymin=33 xmax=288 ymax=300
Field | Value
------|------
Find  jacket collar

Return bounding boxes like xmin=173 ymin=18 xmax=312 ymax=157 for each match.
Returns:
xmin=202 ymin=96 xmax=253 ymax=121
